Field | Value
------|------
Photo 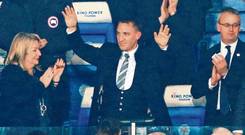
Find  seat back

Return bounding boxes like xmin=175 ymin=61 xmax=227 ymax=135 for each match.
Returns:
xmin=66 ymin=2 xmax=116 ymax=65
xmin=164 ymin=85 xmax=206 ymax=126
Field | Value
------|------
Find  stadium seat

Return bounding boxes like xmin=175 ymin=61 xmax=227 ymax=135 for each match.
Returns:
xmin=164 ymin=85 xmax=206 ymax=126
xmin=223 ymin=0 xmax=245 ymax=11
xmin=205 ymin=13 xmax=219 ymax=33
xmin=73 ymin=1 xmax=116 ymax=44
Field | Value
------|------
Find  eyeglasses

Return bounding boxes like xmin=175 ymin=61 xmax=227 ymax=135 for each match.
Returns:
xmin=219 ymin=22 xmax=240 ymax=28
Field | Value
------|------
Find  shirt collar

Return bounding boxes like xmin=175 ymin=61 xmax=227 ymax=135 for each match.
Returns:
xmin=220 ymin=40 xmax=238 ymax=56
xmin=122 ymin=44 xmax=138 ymax=59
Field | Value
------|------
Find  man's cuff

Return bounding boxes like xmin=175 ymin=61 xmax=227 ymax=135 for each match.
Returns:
xmin=233 ymin=130 xmax=243 ymax=134
xmin=161 ymin=45 xmax=168 ymax=51
xmin=66 ymin=27 xmax=77 ymax=34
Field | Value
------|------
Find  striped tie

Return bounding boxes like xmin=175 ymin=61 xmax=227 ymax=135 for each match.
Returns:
xmin=116 ymin=53 xmax=130 ymax=90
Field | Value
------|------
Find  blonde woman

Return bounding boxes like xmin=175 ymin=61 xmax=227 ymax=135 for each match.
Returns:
xmin=0 ymin=32 xmax=65 ymax=126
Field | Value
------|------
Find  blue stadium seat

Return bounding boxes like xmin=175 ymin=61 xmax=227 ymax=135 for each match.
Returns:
xmin=223 ymin=0 xmax=245 ymax=11
xmin=209 ymin=0 xmax=223 ymax=12
xmin=164 ymin=85 xmax=206 ymax=126
xmin=78 ymin=23 xmax=115 ymax=44
xmin=205 ymin=13 xmax=219 ymax=33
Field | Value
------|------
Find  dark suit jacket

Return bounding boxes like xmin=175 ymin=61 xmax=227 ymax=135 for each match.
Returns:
xmin=0 ymin=65 xmax=45 ymax=126
xmin=191 ymin=39 xmax=245 ymax=126
xmin=233 ymin=77 xmax=245 ymax=129
xmin=67 ymin=30 xmax=172 ymax=125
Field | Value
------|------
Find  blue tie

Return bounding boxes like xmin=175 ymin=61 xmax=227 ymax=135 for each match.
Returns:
xmin=225 ymin=45 xmax=231 ymax=67
xmin=220 ymin=45 xmax=231 ymax=114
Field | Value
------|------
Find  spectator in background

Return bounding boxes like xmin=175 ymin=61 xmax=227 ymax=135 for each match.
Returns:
xmin=191 ymin=7 xmax=245 ymax=128
xmin=96 ymin=118 xmax=121 ymax=135
xmin=0 ymin=0 xmax=75 ymax=125
xmin=0 ymin=32 xmax=65 ymax=126
xmin=211 ymin=127 xmax=233 ymax=135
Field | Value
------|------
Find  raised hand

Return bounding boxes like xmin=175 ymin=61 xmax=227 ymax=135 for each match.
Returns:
xmin=62 ymin=6 xmax=78 ymax=30
xmin=39 ymin=38 xmax=48 ymax=49
xmin=52 ymin=58 xmax=65 ymax=83
xmin=168 ymin=0 xmax=178 ymax=16
xmin=40 ymin=67 xmax=54 ymax=88
xmin=154 ymin=24 xmax=171 ymax=49
xmin=159 ymin=0 xmax=169 ymax=23
xmin=34 ymin=34 xmax=48 ymax=49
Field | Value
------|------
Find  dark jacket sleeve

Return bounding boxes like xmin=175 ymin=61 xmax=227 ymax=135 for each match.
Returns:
xmin=141 ymin=47 xmax=172 ymax=125
xmin=144 ymin=67 xmax=172 ymax=125
xmin=67 ymin=29 xmax=104 ymax=66
xmin=191 ymin=49 xmax=214 ymax=98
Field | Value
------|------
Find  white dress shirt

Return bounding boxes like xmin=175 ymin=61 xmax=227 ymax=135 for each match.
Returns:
xmin=116 ymin=46 xmax=138 ymax=90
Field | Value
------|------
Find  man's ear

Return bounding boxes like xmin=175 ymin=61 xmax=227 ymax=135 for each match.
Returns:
xmin=136 ymin=31 xmax=142 ymax=40
xmin=217 ymin=22 xmax=221 ymax=32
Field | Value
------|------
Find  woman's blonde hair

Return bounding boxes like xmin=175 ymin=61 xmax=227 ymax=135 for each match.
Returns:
xmin=5 ymin=32 xmax=40 ymax=70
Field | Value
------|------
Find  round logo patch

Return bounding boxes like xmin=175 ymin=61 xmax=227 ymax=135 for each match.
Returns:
xmin=48 ymin=16 xmax=59 ymax=28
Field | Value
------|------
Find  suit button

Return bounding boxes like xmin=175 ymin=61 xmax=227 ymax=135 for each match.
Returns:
xmin=120 ymin=102 xmax=123 ymax=106
xmin=120 ymin=97 xmax=123 ymax=100
xmin=119 ymin=108 xmax=122 ymax=111
xmin=121 ymin=91 xmax=124 ymax=94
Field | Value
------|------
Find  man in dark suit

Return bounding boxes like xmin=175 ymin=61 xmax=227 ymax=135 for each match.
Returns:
xmin=62 ymin=6 xmax=172 ymax=125
xmin=191 ymin=7 xmax=245 ymax=127
xmin=75 ymin=0 xmax=211 ymax=84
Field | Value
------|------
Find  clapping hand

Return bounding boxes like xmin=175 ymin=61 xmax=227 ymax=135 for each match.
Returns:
xmin=39 ymin=59 xmax=65 ymax=88
xmin=40 ymin=67 xmax=54 ymax=88
xmin=211 ymin=66 xmax=222 ymax=86
xmin=52 ymin=58 xmax=65 ymax=83
xmin=212 ymin=53 xmax=228 ymax=76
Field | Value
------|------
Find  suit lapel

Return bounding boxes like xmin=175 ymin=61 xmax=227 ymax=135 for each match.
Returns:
xmin=111 ymin=46 xmax=123 ymax=86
